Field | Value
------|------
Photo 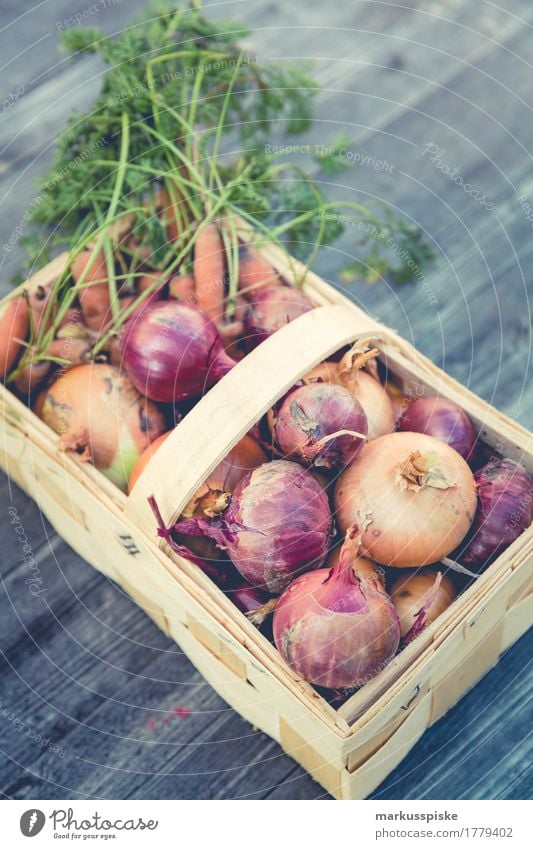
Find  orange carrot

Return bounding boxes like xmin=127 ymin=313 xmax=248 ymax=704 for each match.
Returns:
xmin=45 ymin=337 xmax=92 ymax=368
xmin=168 ymin=274 xmax=196 ymax=303
xmin=13 ymin=359 xmax=51 ymax=395
xmin=138 ymin=272 xmax=167 ymax=294
xmin=193 ymin=223 xmax=225 ymax=322
xmin=238 ymin=244 xmax=280 ymax=299
xmin=0 ymin=295 xmax=29 ymax=379
xmin=26 ymin=283 xmax=52 ymax=337
xmin=71 ymin=249 xmax=110 ymax=333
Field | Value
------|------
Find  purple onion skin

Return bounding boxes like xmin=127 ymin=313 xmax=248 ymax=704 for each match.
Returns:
xmin=274 ymin=383 xmax=368 ymax=470
xmin=460 ymin=458 xmax=533 ymax=568
xmin=174 ymin=460 xmax=332 ymax=593
xmin=192 ymin=559 xmax=269 ymax=614
xmin=399 ymin=397 xmax=477 ymax=461
xmin=243 ymin=285 xmax=314 ymax=350
xmin=273 ymin=533 xmax=400 ymax=688
xmin=121 ymin=301 xmax=235 ymax=403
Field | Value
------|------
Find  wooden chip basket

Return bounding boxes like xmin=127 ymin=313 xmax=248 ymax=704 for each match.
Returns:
xmin=1 ymin=239 xmax=531 ymax=800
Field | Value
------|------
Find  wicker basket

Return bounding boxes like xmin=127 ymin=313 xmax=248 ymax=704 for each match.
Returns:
xmin=1 ymin=238 xmax=531 ymax=800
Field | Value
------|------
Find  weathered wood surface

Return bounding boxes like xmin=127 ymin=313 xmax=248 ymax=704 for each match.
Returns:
xmin=0 ymin=0 xmax=531 ymax=800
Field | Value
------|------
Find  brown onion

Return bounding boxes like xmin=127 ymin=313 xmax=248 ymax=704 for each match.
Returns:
xmin=36 ymin=363 xmax=166 ymax=491
xmin=335 ymin=432 xmax=477 ymax=567
xmin=273 ymin=526 xmax=400 ymax=688
xmin=273 ymin=382 xmax=367 ymax=470
xmin=391 ymin=570 xmax=456 ymax=642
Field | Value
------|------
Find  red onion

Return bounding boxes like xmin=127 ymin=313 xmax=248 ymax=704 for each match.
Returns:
xmin=399 ymin=396 xmax=477 ymax=460
xmin=120 ymin=301 xmax=236 ymax=402
xmin=335 ymin=432 xmax=477 ymax=567
xmin=243 ymin=285 xmax=314 ymax=350
xmin=303 ymin=344 xmax=395 ymax=440
xmin=273 ymin=526 xmax=400 ymax=688
xmin=192 ymin=559 xmax=271 ymax=618
xmin=273 ymin=383 xmax=367 ymax=470
xmin=169 ymin=460 xmax=332 ymax=593
xmin=459 ymin=458 xmax=532 ymax=569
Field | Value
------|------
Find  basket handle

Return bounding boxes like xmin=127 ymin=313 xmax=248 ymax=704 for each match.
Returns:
xmin=124 ymin=303 xmax=381 ymax=535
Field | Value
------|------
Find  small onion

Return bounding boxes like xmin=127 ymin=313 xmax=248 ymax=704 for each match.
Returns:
xmin=399 ymin=396 xmax=477 ymax=460
xmin=459 ymin=458 xmax=533 ymax=569
xmin=120 ymin=300 xmax=236 ymax=402
xmin=170 ymin=460 xmax=332 ymax=593
xmin=273 ymin=526 xmax=400 ymax=688
xmin=243 ymin=285 xmax=314 ymax=350
xmin=304 ymin=344 xmax=394 ymax=440
xmin=325 ymin=543 xmax=385 ymax=585
xmin=273 ymin=382 xmax=367 ymax=470
xmin=391 ymin=570 xmax=456 ymax=643
xmin=335 ymin=432 xmax=477 ymax=567
xmin=36 ymin=363 xmax=166 ymax=491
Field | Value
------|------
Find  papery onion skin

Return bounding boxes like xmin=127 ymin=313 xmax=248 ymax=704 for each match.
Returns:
xmin=459 ymin=458 xmax=533 ymax=569
xmin=334 ymin=432 xmax=477 ymax=567
xmin=37 ymin=363 xmax=166 ymax=491
xmin=173 ymin=460 xmax=332 ymax=593
xmin=399 ymin=396 xmax=477 ymax=460
xmin=325 ymin=544 xmax=385 ymax=585
xmin=273 ymin=527 xmax=400 ymax=688
xmin=391 ymin=569 xmax=456 ymax=642
xmin=274 ymin=383 xmax=367 ymax=470
xmin=304 ymin=355 xmax=394 ymax=440
xmin=134 ymin=434 xmax=266 ymax=561
xmin=181 ymin=435 xmax=268 ymax=518
xmin=243 ymin=285 xmax=314 ymax=350
xmin=120 ymin=301 xmax=236 ymax=402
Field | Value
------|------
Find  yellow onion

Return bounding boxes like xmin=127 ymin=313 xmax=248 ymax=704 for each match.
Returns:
xmin=273 ymin=526 xmax=400 ymax=688
xmin=391 ymin=569 xmax=456 ymax=642
xmin=335 ymin=431 xmax=477 ymax=567
xmin=36 ymin=363 xmax=166 ymax=491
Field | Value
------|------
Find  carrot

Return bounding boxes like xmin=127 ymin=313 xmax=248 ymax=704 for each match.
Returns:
xmin=193 ymin=223 xmax=225 ymax=321
xmin=27 ymin=283 xmax=52 ymax=336
xmin=138 ymin=272 xmax=167 ymax=295
xmin=168 ymin=274 xmax=196 ymax=304
xmin=58 ymin=307 xmax=82 ymax=330
xmin=45 ymin=337 xmax=92 ymax=368
xmin=108 ymin=337 xmax=123 ymax=367
xmin=71 ymin=249 xmax=110 ymax=333
xmin=237 ymin=244 xmax=280 ymax=300
xmin=13 ymin=359 xmax=51 ymax=395
xmin=0 ymin=295 xmax=29 ymax=379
